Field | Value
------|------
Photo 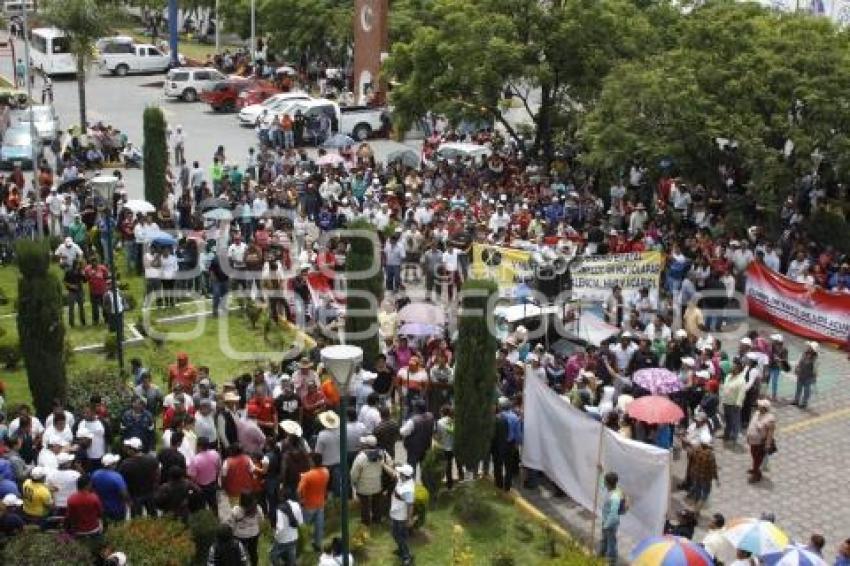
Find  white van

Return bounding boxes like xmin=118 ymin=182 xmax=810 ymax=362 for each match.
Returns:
xmin=30 ymin=28 xmax=77 ymax=76
xmin=163 ymin=67 xmax=226 ymax=102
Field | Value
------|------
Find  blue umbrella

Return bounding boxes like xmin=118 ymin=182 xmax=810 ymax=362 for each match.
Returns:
xmin=148 ymin=230 xmax=177 ymax=247
xmin=322 ymin=133 xmax=355 ymax=149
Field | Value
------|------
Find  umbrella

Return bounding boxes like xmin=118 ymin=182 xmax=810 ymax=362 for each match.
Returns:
xmin=316 ymin=153 xmax=344 ymax=167
xmin=148 ymin=230 xmax=177 ymax=247
xmin=122 ymin=199 xmax=155 ymax=215
xmin=387 ymin=148 xmax=420 ymax=168
xmin=398 ymin=302 xmax=446 ymax=326
xmin=200 ymin=197 xmax=230 ymax=212
xmin=630 ymin=536 xmax=714 ymax=566
xmin=722 ymin=518 xmax=790 ymax=557
xmin=203 ymin=207 xmax=233 ymax=221
xmin=763 ymin=544 xmax=828 ymax=566
xmin=626 ymin=395 xmax=684 ymax=424
xmin=322 ymin=133 xmax=355 ymax=149
xmin=399 ymin=322 xmax=441 ymax=337
xmin=633 ymin=368 xmax=682 ymax=395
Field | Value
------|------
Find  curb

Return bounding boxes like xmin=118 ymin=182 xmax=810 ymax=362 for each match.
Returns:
xmin=507 ymin=487 xmax=595 ymax=556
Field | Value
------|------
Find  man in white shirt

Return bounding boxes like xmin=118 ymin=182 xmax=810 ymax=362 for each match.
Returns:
xmin=60 ymin=195 xmax=79 ymax=232
xmin=37 ymin=437 xmax=65 ymax=470
xmin=390 ymin=464 xmax=415 ymax=564
xmin=786 ymin=251 xmax=809 ymax=281
xmin=45 ymin=187 xmax=63 ymax=236
xmin=78 ymin=408 xmax=106 ymax=469
xmin=54 ymin=237 xmax=84 ymax=271
xmin=488 ymin=204 xmax=511 ymax=234
xmin=47 ymin=453 xmax=80 ymax=510
xmin=609 ymin=333 xmax=638 ymax=376
xmin=271 ymin=497 xmax=303 ymax=564
xmin=357 ymin=393 xmax=382 ymax=434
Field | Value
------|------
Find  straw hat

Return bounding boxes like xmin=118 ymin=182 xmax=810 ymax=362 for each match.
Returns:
xmin=318 ymin=411 xmax=340 ymax=430
xmin=279 ymin=420 xmax=303 ymax=437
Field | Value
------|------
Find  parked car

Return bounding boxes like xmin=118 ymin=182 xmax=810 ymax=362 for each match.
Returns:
xmin=237 ymin=91 xmax=311 ymax=126
xmin=0 ymin=126 xmax=36 ymax=169
xmin=262 ymin=98 xmax=388 ymax=142
xmin=98 ymin=43 xmax=172 ymax=76
xmin=95 ymin=35 xmax=134 ymax=52
xmin=200 ymin=79 xmax=274 ymax=112
xmin=237 ymin=82 xmax=281 ymax=109
xmin=163 ymin=67 xmax=227 ymax=102
xmin=11 ymin=105 xmax=60 ymax=143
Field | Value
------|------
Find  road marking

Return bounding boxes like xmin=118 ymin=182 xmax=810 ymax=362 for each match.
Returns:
xmin=780 ymin=406 xmax=850 ymax=435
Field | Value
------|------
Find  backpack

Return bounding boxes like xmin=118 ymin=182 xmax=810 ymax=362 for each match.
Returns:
xmin=616 ymin=489 xmax=629 ymax=515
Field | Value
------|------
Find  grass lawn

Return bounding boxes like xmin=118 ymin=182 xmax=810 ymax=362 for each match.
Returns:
xmin=253 ymin=481 xmax=601 ymax=566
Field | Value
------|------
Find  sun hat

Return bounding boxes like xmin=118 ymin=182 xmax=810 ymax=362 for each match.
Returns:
xmin=757 ymin=399 xmax=772 ymax=409
xmin=806 ymin=341 xmax=820 ymax=352
xmin=675 ymin=329 xmax=688 ymax=338
xmin=396 ymin=464 xmax=414 ymax=478
xmin=123 ymin=437 xmax=144 ymax=451
xmin=2 ymin=494 xmax=22 ymax=506
xmin=223 ymin=391 xmax=241 ymax=403
xmin=279 ymin=420 xmax=303 ymax=437
xmin=360 ymin=435 xmax=378 ymax=447
xmin=298 ymin=357 xmax=314 ymax=368
xmin=318 ymin=411 xmax=340 ymax=430
xmin=101 ymin=454 xmax=121 ymax=467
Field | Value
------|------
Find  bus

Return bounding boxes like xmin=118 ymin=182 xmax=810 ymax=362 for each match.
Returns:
xmin=30 ymin=28 xmax=77 ymax=76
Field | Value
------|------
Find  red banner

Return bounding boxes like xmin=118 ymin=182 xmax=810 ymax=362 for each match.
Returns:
xmin=745 ymin=262 xmax=850 ymax=346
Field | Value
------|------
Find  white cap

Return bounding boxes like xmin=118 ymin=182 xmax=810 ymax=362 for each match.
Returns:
xmin=739 ymin=337 xmax=753 ymax=347
xmin=695 ymin=370 xmax=711 ymax=379
xmin=107 ymin=552 xmax=128 ymax=566
xmin=101 ymin=453 xmax=121 ymax=466
xmin=76 ymin=428 xmax=94 ymax=440
xmin=396 ymin=464 xmax=414 ymax=477
xmin=2 ymin=494 xmax=22 ymax=506
xmin=681 ymin=357 xmax=696 ymax=367
xmin=621 ymin=331 xmax=633 ymax=338
xmin=806 ymin=341 xmax=820 ymax=352
xmin=123 ymin=437 xmax=144 ymax=450
xmin=57 ymin=452 xmax=75 ymax=465
xmin=675 ymin=329 xmax=688 ymax=338
xmin=360 ymin=435 xmax=378 ymax=447
xmin=770 ymin=334 xmax=783 ymax=342
xmin=30 ymin=466 xmax=47 ymax=480
xmin=746 ymin=351 xmax=761 ymax=361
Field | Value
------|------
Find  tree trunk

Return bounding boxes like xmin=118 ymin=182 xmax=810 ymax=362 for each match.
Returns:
xmin=76 ymin=59 xmax=87 ymax=130
xmin=534 ymin=82 xmax=554 ymax=169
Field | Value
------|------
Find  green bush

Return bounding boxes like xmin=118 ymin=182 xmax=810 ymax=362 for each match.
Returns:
xmin=1 ymin=531 xmax=93 ymax=565
xmin=0 ymin=337 xmax=21 ymax=369
xmin=0 ymin=288 xmax=8 ymax=306
xmin=143 ymin=106 xmax=168 ymax=209
xmin=344 ymin=219 xmax=383 ymax=368
xmin=452 ymin=483 xmax=495 ymax=524
xmin=412 ymin=484 xmax=430 ymax=530
xmin=105 ymin=517 xmax=195 ymax=566
xmin=187 ymin=509 xmax=220 ymax=564
xmin=104 ymin=333 xmax=119 ymax=359
xmin=67 ymin=366 xmax=134 ymax=419
xmin=491 ymin=547 xmax=516 ymax=566
xmin=420 ymin=448 xmax=444 ymax=507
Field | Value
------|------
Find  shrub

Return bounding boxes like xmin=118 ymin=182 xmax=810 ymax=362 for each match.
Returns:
xmin=67 ymin=366 xmax=134 ymax=419
xmin=0 ymin=337 xmax=21 ymax=369
xmin=143 ymin=106 xmax=168 ymax=209
xmin=187 ymin=509 xmax=219 ymax=564
xmin=420 ymin=448 xmax=444 ymax=507
xmin=0 ymin=288 xmax=8 ymax=306
xmin=491 ymin=547 xmax=516 ymax=566
xmin=105 ymin=517 xmax=195 ymax=566
xmin=104 ymin=333 xmax=119 ymax=359
xmin=1 ymin=531 xmax=93 ymax=565
xmin=16 ymin=239 xmax=66 ymax=418
xmin=452 ymin=483 xmax=495 ymax=524
xmin=344 ymin=219 xmax=383 ymax=368
xmin=412 ymin=483 xmax=430 ymax=530
xmin=350 ymin=525 xmax=371 ymax=561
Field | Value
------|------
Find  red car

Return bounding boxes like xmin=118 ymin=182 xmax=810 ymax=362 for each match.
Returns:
xmin=236 ymin=82 xmax=281 ymax=109
xmin=201 ymin=79 xmax=275 ymax=112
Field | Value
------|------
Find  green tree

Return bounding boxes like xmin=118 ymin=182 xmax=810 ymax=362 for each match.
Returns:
xmin=581 ymin=3 xmax=850 ymax=199
xmin=43 ymin=0 xmax=113 ymax=129
xmin=143 ymin=106 xmax=168 ymax=209
xmin=16 ymin=240 xmax=66 ymax=419
xmin=344 ymin=219 xmax=383 ymax=369
xmin=453 ymin=279 xmax=498 ymax=469
xmin=384 ymin=0 xmax=667 ymax=162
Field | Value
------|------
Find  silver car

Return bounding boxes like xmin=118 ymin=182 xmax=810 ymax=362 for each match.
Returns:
xmin=12 ymin=105 xmax=60 ymax=143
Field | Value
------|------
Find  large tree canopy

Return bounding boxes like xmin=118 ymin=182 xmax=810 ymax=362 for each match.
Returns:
xmin=385 ymin=0 xmax=670 ymax=159
xmin=581 ymin=2 xmax=850 ymax=199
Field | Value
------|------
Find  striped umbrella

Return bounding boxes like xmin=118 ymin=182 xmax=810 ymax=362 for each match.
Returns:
xmin=722 ymin=518 xmax=790 ymax=556
xmin=630 ymin=536 xmax=714 ymax=566
xmin=763 ymin=544 xmax=828 ymax=566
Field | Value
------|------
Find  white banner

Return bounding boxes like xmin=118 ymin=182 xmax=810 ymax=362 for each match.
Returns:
xmin=522 ymin=375 xmax=671 ymax=542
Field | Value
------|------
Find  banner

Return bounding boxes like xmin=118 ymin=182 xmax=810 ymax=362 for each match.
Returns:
xmin=571 ymin=251 xmax=664 ymax=302
xmin=522 ymin=374 xmax=671 ymax=542
xmin=745 ymin=262 xmax=850 ymax=345
xmin=471 ymin=243 xmax=533 ymax=288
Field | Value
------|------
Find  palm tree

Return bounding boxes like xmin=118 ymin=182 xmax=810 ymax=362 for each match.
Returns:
xmin=43 ymin=0 xmax=112 ymax=129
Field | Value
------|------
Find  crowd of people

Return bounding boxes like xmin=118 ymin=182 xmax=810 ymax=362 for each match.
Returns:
xmin=0 ymin=104 xmax=846 ymax=566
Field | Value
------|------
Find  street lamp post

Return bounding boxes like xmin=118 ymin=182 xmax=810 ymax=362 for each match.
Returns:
xmin=168 ymin=0 xmax=180 ymax=68
xmin=20 ymin=6 xmax=43 ymax=237
xmin=91 ymin=175 xmax=124 ymax=372
xmin=320 ymin=344 xmax=363 ymax=566
xmin=250 ymin=0 xmax=256 ymax=63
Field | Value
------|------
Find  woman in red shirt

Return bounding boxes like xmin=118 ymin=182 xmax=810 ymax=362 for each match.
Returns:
xmin=221 ymin=444 xmax=256 ymax=504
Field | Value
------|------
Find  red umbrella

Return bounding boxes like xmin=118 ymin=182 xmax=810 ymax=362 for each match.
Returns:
xmin=626 ymin=395 xmax=684 ymax=424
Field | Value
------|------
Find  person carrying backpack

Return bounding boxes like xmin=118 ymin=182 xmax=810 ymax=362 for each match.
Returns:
xmin=270 ymin=495 xmax=303 ymax=566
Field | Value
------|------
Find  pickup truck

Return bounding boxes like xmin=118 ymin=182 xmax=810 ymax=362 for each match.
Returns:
xmin=261 ymin=97 xmax=388 ymax=142
xmin=200 ymin=79 xmax=274 ymax=112
xmin=98 ymin=44 xmax=171 ymax=76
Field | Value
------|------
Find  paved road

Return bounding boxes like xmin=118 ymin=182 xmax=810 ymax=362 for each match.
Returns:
xmin=521 ymin=318 xmax=850 ymax=562
xmin=0 ymin=34 xmax=418 ymax=201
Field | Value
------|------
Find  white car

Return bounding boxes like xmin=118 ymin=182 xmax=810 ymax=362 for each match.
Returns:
xmin=10 ymin=104 xmax=60 ymax=143
xmin=163 ymin=67 xmax=226 ymax=102
xmin=99 ymin=44 xmax=172 ymax=76
xmin=237 ymin=92 xmax=311 ymax=126
xmin=261 ymin=98 xmax=387 ymax=141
